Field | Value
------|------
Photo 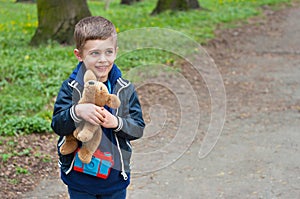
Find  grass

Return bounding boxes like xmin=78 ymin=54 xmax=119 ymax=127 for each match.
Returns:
xmin=0 ymin=0 xmax=295 ymax=136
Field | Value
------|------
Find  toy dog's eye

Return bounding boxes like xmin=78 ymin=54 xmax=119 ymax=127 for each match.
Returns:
xmin=88 ymin=81 xmax=95 ymax=85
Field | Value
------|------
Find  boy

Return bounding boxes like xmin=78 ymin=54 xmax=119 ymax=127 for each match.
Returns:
xmin=51 ymin=16 xmax=145 ymax=199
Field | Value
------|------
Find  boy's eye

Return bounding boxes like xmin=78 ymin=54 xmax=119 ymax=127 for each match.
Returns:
xmin=106 ymin=50 xmax=114 ymax=55
xmin=90 ymin=51 xmax=100 ymax=56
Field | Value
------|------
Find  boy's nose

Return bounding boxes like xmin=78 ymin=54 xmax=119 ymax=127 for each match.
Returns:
xmin=97 ymin=54 xmax=106 ymax=62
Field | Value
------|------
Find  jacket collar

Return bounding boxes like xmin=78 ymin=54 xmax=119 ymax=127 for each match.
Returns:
xmin=69 ymin=62 xmax=85 ymax=86
xmin=69 ymin=62 xmax=122 ymax=87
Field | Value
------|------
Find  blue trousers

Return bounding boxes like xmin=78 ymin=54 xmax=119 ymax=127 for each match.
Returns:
xmin=68 ymin=187 xmax=126 ymax=199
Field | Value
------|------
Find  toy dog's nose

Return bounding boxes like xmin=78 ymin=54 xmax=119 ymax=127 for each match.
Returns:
xmin=88 ymin=81 xmax=95 ymax=85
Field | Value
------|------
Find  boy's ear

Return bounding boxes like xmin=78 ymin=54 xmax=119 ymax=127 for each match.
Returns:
xmin=74 ymin=49 xmax=83 ymax=62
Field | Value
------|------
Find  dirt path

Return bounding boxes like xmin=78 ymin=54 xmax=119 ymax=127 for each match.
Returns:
xmin=127 ymin=4 xmax=300 ymax=199
xmin=23 ymin=3 xmax=300 ymax=199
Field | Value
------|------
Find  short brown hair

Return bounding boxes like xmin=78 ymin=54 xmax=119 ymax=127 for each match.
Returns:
xmin=74 ymin=16 xmax=117 ymax=52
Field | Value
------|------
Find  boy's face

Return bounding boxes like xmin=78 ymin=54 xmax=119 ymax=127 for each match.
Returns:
xmin=74 ymin=37 xmax=117 ymax=82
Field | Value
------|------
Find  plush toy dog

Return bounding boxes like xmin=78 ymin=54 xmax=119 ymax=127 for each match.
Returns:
xmin=60 ymin=70 xmax=120 ymax=163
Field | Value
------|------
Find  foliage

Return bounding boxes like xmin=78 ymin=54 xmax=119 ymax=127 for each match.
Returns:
xmin=0 ymin=0 xmax=294 ymax=136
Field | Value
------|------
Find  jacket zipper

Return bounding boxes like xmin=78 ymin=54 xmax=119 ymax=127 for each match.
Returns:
xmin=115 ymin=78 xmax=131 ymax=180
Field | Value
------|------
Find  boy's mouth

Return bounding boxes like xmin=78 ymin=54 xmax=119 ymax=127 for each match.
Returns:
xmin=95 ymin=66 xmax=108 ymax=72
xmin=96 ymin=65 xmax=108 ymax=68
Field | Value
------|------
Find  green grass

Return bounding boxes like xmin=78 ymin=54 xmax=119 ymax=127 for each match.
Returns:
xmin=0 ymin=0 xmax=295 ymax=136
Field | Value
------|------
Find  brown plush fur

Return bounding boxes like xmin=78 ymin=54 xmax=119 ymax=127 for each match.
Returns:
xmin=60 ymin=70 xmax=120 ymax=164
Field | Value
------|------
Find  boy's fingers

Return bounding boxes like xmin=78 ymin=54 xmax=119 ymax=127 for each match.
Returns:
xmin=88 ymin=118 xmax=98 ymax=126
xmin=97 ymin=107 xmax=107 ymax=118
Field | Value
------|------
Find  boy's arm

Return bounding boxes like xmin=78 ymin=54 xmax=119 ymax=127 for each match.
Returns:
xmin=114 ymin=88 xmax=145 ymax=140
xmin=51 ymin=80 xmax=81 ymax=136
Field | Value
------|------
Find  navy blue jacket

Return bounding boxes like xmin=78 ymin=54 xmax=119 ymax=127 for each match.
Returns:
xmin=51 ymin=62 xmax=145 ymax=195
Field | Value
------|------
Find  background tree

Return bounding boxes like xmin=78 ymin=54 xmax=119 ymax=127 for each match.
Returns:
xmin=152 ymin=0 xmax=201 ymax=15
xmin=30 ymin=0 xmax=91 ymax=46
xmin=121 ymin=0 xmax=141 ymax=5
xmin=16 ymin=0 xmax=36 ymax=2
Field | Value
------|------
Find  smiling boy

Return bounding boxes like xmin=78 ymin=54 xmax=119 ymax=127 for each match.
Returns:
xmin=51 ymin=16 xmax=145 ymax=199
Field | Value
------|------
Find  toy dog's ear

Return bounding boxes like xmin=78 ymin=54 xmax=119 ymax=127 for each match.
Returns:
xmin=84 ymin=70 xmax=97 ymax=83
xmin=106 ymin=94 xmax=121 ymax=109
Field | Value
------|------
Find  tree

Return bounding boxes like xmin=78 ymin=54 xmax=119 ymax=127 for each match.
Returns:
xmin=30 ymin=0 xmax=91 ymax=46
xmin=152 ymin=0 xmax=201 ymax=15
xmin=121 ymin=0 xmax=141 ymax=5
xmin=16 ymin=0 xmax=36 ymax=2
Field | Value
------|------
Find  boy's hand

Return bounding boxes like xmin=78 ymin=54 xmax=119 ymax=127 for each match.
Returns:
xmin=98 ymin=107 xmax=118 ymax=129
xmin=75 ymin=104 xmax=118 ymax=128
xmin=75 ymin=104 xmax=103 ymax=126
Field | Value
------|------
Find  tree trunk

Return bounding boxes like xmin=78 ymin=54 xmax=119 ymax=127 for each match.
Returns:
xmin=16 ymin=0 xmax=36 ymax=3
xmin=152 ymin=0 xmax=201 ymax=15
xmin=121 ymin=0 xmax=141 ymax=5
xmin=30 ymin=0 xmax=91 ymax=46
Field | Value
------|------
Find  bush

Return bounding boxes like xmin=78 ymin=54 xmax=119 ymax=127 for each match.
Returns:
xmin=0 ymin=115 xmax=52 ymax=136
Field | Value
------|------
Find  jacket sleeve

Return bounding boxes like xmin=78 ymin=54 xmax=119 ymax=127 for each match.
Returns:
xmin=114 ymin=85 xmax=145 ymax=140
xmin=51 ymin=80 xmax=82 ymax=136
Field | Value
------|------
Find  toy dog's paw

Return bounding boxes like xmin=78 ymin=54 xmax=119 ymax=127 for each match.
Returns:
xmin=77 ymin=131 xmax=94 ymax=142
xmin=60 ymin=135 xmax=78 ymax=155
xmin=78 ymin=148 xmax=93 ymax=164
xmin=60 ymin=143 xmax=78 ymax=155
